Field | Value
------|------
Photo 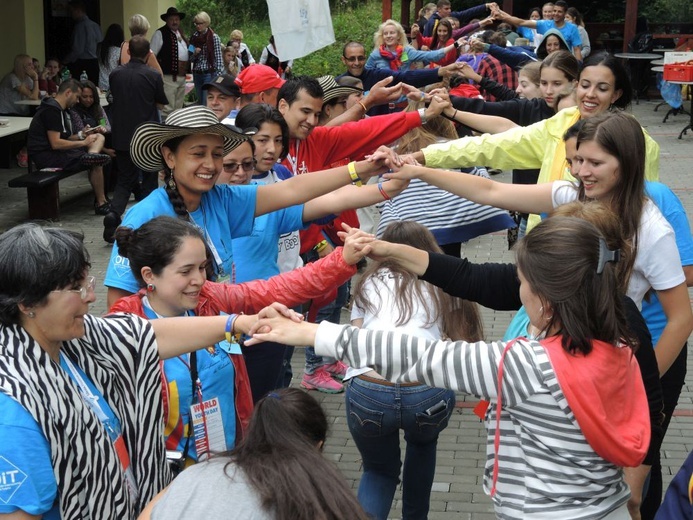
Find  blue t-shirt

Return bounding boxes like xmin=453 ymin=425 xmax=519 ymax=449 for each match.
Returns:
xmin=0 ymin=356 xmax=120 ymax=519
xmin=536 ymin=20 xmax=582 ymax=50
xmin=231 ymin=181 xmax=306 ymax=283
xmin=105 ymin=185 xmax=258 ymax=293
xmin=642 ymin=182 xmax=693 ymax=345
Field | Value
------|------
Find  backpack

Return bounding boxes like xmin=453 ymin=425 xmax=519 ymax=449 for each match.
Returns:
xmin=628 ymin=32 xmax=654 ymax=53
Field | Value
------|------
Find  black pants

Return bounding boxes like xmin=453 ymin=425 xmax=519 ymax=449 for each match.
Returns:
xmin=113 ymin=151 xmax=158 ymax=216
xmin=641 ymin=342 xmax=688 ymax=519
xmin=240 ymin=341 xmax=288 ymax=403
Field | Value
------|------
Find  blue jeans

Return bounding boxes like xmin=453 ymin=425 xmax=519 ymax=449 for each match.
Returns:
xmin=193 ymin=72 xmax=214 ymax=105
xmin=346 ymin=377 xmax=455 ymax=520
xmin=304 ymin=281 xmax=349 ymax=373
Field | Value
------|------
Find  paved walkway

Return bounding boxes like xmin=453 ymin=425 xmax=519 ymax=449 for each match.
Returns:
xmin=0 ymin=100 xmax=691 ymax=518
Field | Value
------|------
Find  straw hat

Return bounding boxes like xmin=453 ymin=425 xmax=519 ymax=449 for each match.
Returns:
xmin=316 ymin=75 xmax=362 ymax=104
xmin=130 ymin=106 xmax=247 ymax=172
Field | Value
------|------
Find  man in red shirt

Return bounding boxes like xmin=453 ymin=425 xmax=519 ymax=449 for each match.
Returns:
xmin=277 ymin=75 xmax=448 ymax=391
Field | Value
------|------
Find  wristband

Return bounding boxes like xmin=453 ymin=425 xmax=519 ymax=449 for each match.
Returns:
xmin=347 ymin=161 xmax=363 ymax=187
xmin=378 ymin=182 xmax=391 ymax=200
xmin=454 ymin=41 xmax=460 ymax=49
xmin=315 ymin=239 xmax=328 ymax=253
xmin=225 ymin=314 xmax=241 ymax=344
xmin=78 ymin=130 xmax=85 ymax=140
xmin=357 ymin=101 xmax=368 ymax=113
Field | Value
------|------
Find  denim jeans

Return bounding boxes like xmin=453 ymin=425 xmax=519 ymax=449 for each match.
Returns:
xmin=304 ymin=281 xmax=349 ymax=373
xmin=193 ymin=72 xmax=214 ymax=105
xmin=346 ymin=377 xmax=455 ymax=520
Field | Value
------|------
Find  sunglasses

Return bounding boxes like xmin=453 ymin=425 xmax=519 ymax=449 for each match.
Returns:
xmin=222 ymin=159 xmax=256 ymax=173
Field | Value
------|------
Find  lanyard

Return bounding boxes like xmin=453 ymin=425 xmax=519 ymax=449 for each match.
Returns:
xmin=61 ymin=354 xmax=110 ymax=423
xmin=189 ymin=202 xmax=228 ymax=281
xmin=287 ymin=141 xmax=300 ymax=176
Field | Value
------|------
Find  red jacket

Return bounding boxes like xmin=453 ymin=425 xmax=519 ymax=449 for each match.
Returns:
xmin=109 ymin=247 xmax=357 ymax=438
xmin=281 ymin=110 xmax=423 ymax=250
xmin=416 ymin=35 xmax=457 ymax=66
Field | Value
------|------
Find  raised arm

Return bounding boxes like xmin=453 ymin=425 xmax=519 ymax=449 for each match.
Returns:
xmin=443 ymin=104 xmax=519 ymax=133
xmin=384 ymin=163 xmax=555 ymax=215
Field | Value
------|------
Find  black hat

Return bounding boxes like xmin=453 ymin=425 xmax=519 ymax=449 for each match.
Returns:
xmin=161 ymin=7 xmax=186 ymax=21
xmin=203 ymin=74 xmax=241 ymax=98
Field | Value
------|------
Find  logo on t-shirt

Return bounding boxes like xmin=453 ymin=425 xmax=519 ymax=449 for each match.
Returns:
xmin=0 ymin=456 xmax=27 ymax=504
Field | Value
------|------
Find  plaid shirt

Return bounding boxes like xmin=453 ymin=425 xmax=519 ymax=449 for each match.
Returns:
xmin=477 ymin=55 xmax=518 ymax=102
xmin=191 ymin=31 xmax=224 ymax=75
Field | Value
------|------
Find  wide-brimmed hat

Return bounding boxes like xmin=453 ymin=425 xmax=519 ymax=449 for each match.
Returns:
xmin=317 ymin=75 xmax=362 ymax=104
xmin=130 ymin=106 xmax=247 ymax=172
xmin=203 ymin=74 xmax=241 ymax=97
xmin=161 ymin=7 xmax=185 ymax=21
xmin=234 ymin=65 xmax=285 ymax=94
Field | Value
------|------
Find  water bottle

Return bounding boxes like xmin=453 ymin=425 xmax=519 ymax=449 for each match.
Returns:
xmin=80 ymin=70 xmax=88 ymax=82
xmin=61 ymin=67 xmax=71 ymax=81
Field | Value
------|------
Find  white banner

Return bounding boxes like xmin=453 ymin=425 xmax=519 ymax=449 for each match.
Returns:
xmin=267 ymin=0 xmax=336 ymax=61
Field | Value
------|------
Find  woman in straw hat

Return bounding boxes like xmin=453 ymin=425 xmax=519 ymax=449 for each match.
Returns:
xmin=104 ymin=105 xmax=389 ymax=306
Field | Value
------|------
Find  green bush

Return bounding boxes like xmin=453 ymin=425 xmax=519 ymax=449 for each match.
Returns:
xmin=176 ymin=0 xmax=407 ymax=76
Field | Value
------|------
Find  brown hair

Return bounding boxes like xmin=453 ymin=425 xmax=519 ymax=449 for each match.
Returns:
xmin=222 ymin=388 xmax=370 ymax=520
xmin=354 ymin=221 xmax=483 ymax=341
xmin=576 ymin=111 xmax=645 ymax=283
xmin=514 ymin=216 xmax=636 ymax=355
xmin=540 ymin=49 xmax=579 ymax=82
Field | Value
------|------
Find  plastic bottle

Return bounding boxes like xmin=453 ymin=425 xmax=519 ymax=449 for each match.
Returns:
xmin=61 ymin=67 xmax=71 ymax=81
xmin=80 ymin=70 xmax=88 ymax=82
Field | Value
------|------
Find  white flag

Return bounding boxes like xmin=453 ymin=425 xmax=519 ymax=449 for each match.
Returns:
xmin=267 ymin=0 xmax=336 ymax=61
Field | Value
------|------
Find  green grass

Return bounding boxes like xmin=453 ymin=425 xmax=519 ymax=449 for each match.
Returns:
xmin=177 ymin=0 xmax=405 ymax=77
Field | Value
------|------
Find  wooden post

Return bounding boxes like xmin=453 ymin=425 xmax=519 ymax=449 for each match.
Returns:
xmin=502 ymin=0 xmax=513 ymax=17
xmin=401 ymin=0 xmax=411 ymax=27
xmin=623 ymin=0 xmax=638 ymax=53
xmin=382 ymin=0 xmax=392 ymax=21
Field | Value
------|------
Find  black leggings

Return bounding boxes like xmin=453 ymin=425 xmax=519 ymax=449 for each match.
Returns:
xmin=641 ymin=343 xmax=688 ymax=520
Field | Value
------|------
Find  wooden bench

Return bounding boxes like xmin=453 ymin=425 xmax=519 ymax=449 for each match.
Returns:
xmin=8 ymin=166 xmax=86 ymax=220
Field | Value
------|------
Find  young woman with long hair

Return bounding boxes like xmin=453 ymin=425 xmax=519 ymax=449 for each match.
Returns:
xmin=346 ymin=221 xmax=482 ymax=519
xmin=248 ymin=215 xmax=652 ymax=519
xmin=110 ymin=215 xmax=373 ymax=464
xmin=98 ymin=23 xmax=124 ymax=91
xmin=380 ymin=111 xmax=691 ymax=378
xmin=140 ymin=388 xmax=370 ymax=520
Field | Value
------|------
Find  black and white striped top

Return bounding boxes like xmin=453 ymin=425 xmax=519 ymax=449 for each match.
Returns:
xmin=315 ymin=322 xmax=631 ymax=519
xmin=0 ymin=314 xmax=168 ymax=519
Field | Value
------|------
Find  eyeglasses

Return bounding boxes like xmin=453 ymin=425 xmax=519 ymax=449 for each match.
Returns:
xmin=222 ymin=159 xmax=256 ymax=173
xmin=52 ymin=276 xmax=96 ymax=301
xmin=344 ymin=56 xmax=366 ymax=63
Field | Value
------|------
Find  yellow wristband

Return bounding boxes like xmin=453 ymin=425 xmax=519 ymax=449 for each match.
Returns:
xmin=315 ymin=239 xmax=328 ymax=253
xmin=347 ymin=161 xmax=362 ymax=187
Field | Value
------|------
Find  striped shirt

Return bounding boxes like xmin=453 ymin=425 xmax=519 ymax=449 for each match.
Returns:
xmin=315 ymin=322 xmax=631 ymax=519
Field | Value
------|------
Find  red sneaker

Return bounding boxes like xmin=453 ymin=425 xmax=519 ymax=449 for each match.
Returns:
xmin=323 ymin=360 xmax=348 ymax=381
xmin=301 ymin=367 xmax=344 ymax=393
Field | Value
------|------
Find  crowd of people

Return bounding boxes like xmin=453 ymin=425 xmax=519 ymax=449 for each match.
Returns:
xmin=1 ymin=0 xmax=693 ymax=519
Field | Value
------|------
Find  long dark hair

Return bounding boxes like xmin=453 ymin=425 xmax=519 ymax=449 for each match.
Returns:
xmin=581 ymin=52 xmax=632 ymax=109
xmin=514 ymin=216 xmax=635 ymax=355
xmin=99 ymin=23 xmax=124 ymax=65
xmin=576 ymin=111 xmax=644 ymax=283
xmin=432 ymin=18 xmax=453 ymax=49
xmin=222 ymin=388 xmax=370 ymax=520
xmin=354 ymin=221 xmax=483 ymax=341
xmin=75 ymin=80 xmax=102 ymax=121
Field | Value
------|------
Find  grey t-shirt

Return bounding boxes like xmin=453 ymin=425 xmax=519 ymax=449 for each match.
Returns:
xmin=152 ymin=460 xmax=275 ymax=519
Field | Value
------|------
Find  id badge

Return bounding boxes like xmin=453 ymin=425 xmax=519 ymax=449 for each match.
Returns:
xmin=215 ymin=272 xmax=231 ymax=284
xmin=190 ymin=398 xmax=226 ymax=461
xmin=113 ymin=434 xmax=140 ymax=502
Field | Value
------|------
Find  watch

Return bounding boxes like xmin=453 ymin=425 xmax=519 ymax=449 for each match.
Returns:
xmin=418 ymin=107 xmax=428 ymax=125
xmin=77 ymin=130 xmax=85 ymax=140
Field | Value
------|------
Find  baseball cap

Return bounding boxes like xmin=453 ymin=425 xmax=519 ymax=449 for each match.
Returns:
xmin=203 ymin=74 xmax=241 ymax=97
xmin=234 ymin=65 xmax=285 ymax=94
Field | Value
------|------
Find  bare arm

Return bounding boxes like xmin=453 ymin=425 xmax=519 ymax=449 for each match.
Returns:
xmin=301 ymin=178 xmax=408 ymax=221
xmin=653 ymin=283 xmax=693 ymax=376
xmin=0 ymin=511 xmax=42 ymax=519
xmin=254 ymin=158 xmax=385 ymax=217
xmin=385 ymin=164 xmax=556 ymax=215
xmin=573 ymin=46 xmax=583 ymax=63
xmin=443 ymin=105 xmax=519 ymax=134
xmin=47 ymin=130 xmax=98 ymax=151
xmin=326 ymin=76 xmax=403 ymax=127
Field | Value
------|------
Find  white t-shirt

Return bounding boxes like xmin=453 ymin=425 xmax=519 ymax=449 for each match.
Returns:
xmin=348 ymin=267 xmax=443 ymax=379
xmin=552 ymin=181 xmax=684 ymax=307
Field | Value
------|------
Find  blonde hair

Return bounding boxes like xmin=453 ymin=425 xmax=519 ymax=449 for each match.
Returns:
xmin=128 ymin=14 xmax=150 ymax=36
xmin=374 ymin=19 xmax=408 ymax=49
xmin=194 ymin=11 xmax=211 ymax=25
xmin=230 ymin=29 xmax=243 ymax=41
xmin=13 ymin=54 xmax=32 ymax=76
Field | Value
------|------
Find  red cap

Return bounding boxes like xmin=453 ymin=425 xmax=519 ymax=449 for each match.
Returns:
xmin=234 ymin=64 xmax=285 ymax=94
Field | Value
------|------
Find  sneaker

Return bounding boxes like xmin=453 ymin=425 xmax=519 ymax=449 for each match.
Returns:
xmin=81 ymin=153 xmax=111 ymax=167
xmin=16 ymin=150 xmax=28 ymax=168
xmin=323 ymin=360 xmax=348 ymax=381
xmin=103 ymin=211 xmax=121 ymax=243
xmin=301 ymin=367 xmax=344 ymax=393
xmin=94 ymin=201 xmax=111 ymax=216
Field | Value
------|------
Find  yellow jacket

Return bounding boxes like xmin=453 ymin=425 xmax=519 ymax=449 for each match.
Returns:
xmin=422 ymin=107 xmax=660 ymax=231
